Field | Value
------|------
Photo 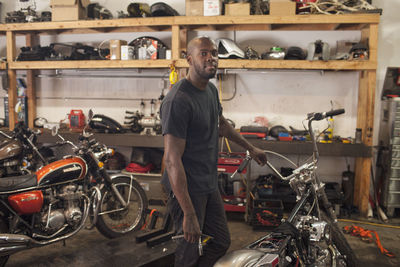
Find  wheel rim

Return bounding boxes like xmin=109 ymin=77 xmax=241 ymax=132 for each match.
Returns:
xmin=99 ymin=182 xmax=144 ymax=234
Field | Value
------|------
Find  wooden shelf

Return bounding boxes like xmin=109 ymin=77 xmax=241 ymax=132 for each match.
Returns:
xmin=8 ymin=59 xmax=376 ymax=71
xmin=3 ymin=14 xmax=379 ymax=33
xmin=0 ymin=62 xmax=6 ymax=70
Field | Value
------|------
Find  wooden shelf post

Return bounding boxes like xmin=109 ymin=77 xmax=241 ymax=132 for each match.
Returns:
xmin=6 ymin=31 xmax=17 ymax=130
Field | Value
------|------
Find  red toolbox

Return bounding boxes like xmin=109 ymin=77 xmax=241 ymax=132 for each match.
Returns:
xmin=218 ymin=152 xmax=247 ymax=212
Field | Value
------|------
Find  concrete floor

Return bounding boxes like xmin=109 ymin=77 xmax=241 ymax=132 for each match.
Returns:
xmin=5 ymin=211 xmax=400 ymax=267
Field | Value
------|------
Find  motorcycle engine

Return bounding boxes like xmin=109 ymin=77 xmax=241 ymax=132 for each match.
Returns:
xmin=40 ymin=185 xmax=83 ymax=233
xmin=295 ymin=215 xmax=331 ymax=243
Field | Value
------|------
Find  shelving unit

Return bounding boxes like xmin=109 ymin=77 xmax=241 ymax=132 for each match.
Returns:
xmin=1 ymin=14 xmax=380 ymax=215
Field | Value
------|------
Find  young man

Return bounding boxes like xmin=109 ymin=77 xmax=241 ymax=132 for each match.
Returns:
xmin=160 ymin=36 xmax=267 ymax=266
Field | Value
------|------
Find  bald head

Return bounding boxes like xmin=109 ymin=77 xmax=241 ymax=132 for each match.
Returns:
xmin=187 ymin=36 xmax=216 ymax=57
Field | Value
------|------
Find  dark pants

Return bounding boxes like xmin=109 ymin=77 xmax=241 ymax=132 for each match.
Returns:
xmin=167 ymin=190 xmax=231 ymax=267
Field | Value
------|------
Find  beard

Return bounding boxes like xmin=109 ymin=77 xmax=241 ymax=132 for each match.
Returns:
xmin=193 ymin=61 xmax=217 ymax=79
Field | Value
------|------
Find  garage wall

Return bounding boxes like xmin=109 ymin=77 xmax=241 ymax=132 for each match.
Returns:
xmin=0 ymin=0 xmax=398 ymax=183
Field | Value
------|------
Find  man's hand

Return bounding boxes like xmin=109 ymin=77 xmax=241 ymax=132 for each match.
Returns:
xmin=183 ymin=213 xmax=201 ymax=243
xmin=249 ymin=147 xmax=267 ymax=166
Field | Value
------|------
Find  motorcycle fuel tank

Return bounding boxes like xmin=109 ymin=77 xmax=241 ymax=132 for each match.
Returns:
xmin=36 ymin=157 xmax=87 ymax=186
xmin=0 ymin=139 xmax=22 ymax=161
xmin=8 ymin=190 xmax=44 ymax=215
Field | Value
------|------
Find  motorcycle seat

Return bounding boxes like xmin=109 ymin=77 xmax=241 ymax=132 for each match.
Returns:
xmin=0 ymin=174 xmax=38 ymax=192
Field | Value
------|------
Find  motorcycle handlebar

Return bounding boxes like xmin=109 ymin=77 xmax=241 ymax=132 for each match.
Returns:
xmin=309 ymin=108 xmax=345 ymax=121
xmin=230 ymin=151 xmax=251 ymax=179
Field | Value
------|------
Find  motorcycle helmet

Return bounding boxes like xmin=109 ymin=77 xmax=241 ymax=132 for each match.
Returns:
xmin=150 ymin=2 xmax=179 ymax=16
xmin=216 ymin=38 xmax=245 ymax=59
xmin=269 ymin=125 xmax=289 ymax=138
xmin=285 ymin=46 xmax=306 ymax=60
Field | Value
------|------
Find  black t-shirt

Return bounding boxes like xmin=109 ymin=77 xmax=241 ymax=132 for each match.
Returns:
xmin=160 ymin=78 xmax=222 ymax=196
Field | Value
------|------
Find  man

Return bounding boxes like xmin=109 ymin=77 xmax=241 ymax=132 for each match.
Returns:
xmin=160 ymin=36 xmax=267 ymax=266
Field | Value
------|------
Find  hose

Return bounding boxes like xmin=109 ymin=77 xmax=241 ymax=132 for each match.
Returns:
xmin=339 ymin=218 xmax=400 ymax=230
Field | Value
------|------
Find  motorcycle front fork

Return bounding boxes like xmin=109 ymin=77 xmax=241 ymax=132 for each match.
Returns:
xmin=99 ymin=168 xmax=128 ymax=207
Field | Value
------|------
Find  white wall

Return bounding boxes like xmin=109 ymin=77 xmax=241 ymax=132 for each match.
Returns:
xmin=0 ymin=0 xmax=398 ymax=183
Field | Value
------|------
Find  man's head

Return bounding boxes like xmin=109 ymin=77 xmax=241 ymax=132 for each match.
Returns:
xmin=186 ymin=36 xmax=218 ymax=80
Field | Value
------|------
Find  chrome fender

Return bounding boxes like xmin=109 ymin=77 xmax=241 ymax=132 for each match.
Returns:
xmin=214 ymin=249 xmax=265 ymax=267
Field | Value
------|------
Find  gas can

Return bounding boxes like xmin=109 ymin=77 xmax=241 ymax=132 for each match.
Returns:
xmin=69 ymin=109 xmax=85 ymax=129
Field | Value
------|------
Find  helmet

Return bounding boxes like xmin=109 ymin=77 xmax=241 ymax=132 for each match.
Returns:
xmin=216 ymin=38 xmax=245 ymax=59
xmin=150 ymin=2 xmax=179 ymax=17
xmin=269 ymin=125 xmax=289 ymax=138
xmin=285 ymin=46 xmax=306 ymax=60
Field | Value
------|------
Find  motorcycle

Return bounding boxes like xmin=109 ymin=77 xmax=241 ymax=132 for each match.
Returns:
xmin=215 ymin=109 xmax=357 ymax=267
xmin=0 ymin=112 xmax=148 ymax=266
xmin=0 ymin=122 xmax=48 ymax=178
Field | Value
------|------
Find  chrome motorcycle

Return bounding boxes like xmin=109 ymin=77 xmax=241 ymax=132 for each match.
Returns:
xmin=0 ymin=122 xmax=47 ymax=177
xmin=0 ymin=117 xmax=148 ymax=266
xmin=215 ymin=109 xmax=357 ymax=267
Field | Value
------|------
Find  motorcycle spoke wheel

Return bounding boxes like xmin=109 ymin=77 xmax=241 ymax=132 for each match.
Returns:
xmin=321 ymin=211 xmax=358 ymax=267
xmin=96 ymin=177 xmax=147 ymax=238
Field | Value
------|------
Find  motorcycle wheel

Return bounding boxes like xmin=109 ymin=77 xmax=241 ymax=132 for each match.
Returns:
xmin=96 ymin=176 xmax=148 ymax=238
xmin=0 ymin=218 xmax=9 ymax=267
xmin=321 ymin=211 xmax=357 ymax=267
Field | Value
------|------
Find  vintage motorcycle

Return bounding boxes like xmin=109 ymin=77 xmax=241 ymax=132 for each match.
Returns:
xmin=215 ymin=109 xmax=357 ymax=267
xmin=0 ymin=117 xmax=148 ymax=266
xmin=0 ymin=122 xmax=47 ymax=178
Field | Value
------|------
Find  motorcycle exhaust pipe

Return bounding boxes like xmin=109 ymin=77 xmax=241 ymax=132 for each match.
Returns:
xmin=0 ymin=234 xmax=40 ymax=256
xmin=0 ymin=195 xmax=90 ymax=257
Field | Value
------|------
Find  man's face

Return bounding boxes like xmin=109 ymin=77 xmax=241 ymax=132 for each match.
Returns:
xmin=189 ymin=40 xmax=218 ymax=80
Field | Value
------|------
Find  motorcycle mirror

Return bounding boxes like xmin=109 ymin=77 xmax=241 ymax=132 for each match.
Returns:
xmin=51 ymin=125 xmax=59 ymax=136
xmin=88 ymin=109 xmax=94 ymax=122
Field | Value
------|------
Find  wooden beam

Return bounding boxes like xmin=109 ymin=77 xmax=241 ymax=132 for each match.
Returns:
xmin=26 ymin=34 xmax=37 ymax=129
xmin=354 ymin=70 xmax=368 ymax=213
xmin=6 ymin=31 xmax=17 ymax=130
xmin=7 ymin=70 xmax=17 ymax=130
xmin=171 ymin=25 xmax=180 ymax=60
xmin=368 ymin=24 xmax=379 ymax=65
xmin=354 ymin=68 xmax=376 ymax=216
xmin=6 ymin=31 xmax=16 ymax=62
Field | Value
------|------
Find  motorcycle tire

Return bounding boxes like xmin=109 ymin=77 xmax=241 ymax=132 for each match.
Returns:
xmin=0 ymin=218 xmax=9 ymax=267
xmin=96 ymin=176 xmax=148 ymax=238
xmin=321 ymin=211 xmax=358 ymax=267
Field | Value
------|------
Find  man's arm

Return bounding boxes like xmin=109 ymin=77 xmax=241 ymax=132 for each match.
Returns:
xmin=163 ymin=134 xmax=201 ymax=243
xmin=219 ymin=115 xmax=267 ymax=165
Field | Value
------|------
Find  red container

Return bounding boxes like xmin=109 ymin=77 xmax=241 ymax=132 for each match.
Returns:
xmin=69 ymin=109 xmax=85 ymax=129
xmin=8 ymin=190 xmax=44 ymax=215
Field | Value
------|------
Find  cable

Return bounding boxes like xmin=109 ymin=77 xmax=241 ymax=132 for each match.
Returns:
xmin=339 ymin=218 xmax=400 ymax=230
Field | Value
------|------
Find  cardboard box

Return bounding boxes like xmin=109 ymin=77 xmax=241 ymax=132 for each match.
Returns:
xmin=225 ymin=3 xmax=250 ymax=16
xmin=186 ymin=0 xmax=203 ymax=16
xmin=50 ymin=0 xmax=90 ymax=21
xmin=204 ymin=0 xmax=221 ymax=16
xmin=269 ymin=0 xmax=296 ymax=16
xmin=110 ymin=40 xmax=127 ymax=60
